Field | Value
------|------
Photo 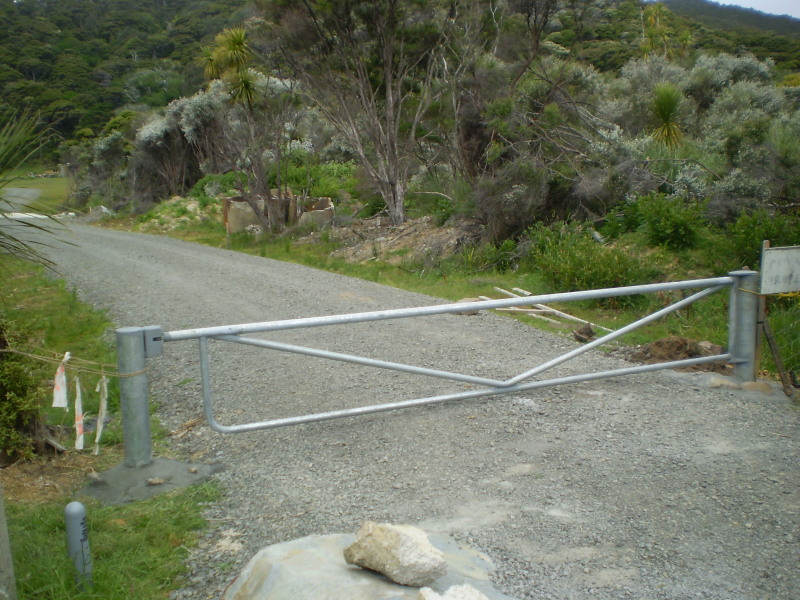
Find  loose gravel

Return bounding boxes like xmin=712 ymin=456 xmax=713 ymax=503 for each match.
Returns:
xmin=39 ymin=224 xmax=799 ymax=600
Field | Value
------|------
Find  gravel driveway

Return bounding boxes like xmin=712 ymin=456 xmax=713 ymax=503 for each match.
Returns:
xmin=40 ymin=223 xmax=798 ymax=600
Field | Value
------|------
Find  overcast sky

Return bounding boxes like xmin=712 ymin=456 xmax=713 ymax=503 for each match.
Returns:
xmin=714 ymin=1 xmax=800 ymax=19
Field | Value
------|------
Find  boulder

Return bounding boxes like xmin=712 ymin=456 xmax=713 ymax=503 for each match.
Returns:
xmin=222 ymin=532 xmax=518 ymax=600
xmin=343 ymin=521 xmax=447 ymax=586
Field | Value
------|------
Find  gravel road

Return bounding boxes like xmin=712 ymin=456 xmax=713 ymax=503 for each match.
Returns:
xmin=38 ymin=223 xmax=799 ymax=600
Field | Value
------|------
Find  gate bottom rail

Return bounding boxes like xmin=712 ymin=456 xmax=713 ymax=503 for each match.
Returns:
xmin=197 ymin=337 xmax=733 ymax=434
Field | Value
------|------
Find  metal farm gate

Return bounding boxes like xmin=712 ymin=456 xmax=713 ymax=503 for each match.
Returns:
xmin=116 ymin=271 xmax=759 ymax=467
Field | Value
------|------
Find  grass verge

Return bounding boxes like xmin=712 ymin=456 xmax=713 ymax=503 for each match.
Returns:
xmin=2 ymin=174 xmax=71 ymax=213
xmin=7 ymin=482 xmax=219 ymax=600
xmin=1 ymin=255 xmax=218 ymax=599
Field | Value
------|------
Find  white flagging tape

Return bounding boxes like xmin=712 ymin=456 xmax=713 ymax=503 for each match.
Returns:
xmin=93 ymin=376 xmax=108 ymax=455
xmin=52 ymin=352 xmax=71 ymax=409
xmin=74 ymin=376 xmax=84 ymax=451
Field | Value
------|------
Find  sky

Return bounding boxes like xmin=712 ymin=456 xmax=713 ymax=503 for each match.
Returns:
xmin=716 ymin=1 xmax=800 ymax=19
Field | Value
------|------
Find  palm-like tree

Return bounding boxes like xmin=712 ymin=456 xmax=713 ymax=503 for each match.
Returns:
xmin=650 ymin=82 xmax=683 ymax=148
xmin=212 ymin=27 xmax=252 ymax=72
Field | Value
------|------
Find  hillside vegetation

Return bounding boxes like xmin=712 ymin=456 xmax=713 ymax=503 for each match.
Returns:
xmin=3 ymin=0 xmax=799 ymax=369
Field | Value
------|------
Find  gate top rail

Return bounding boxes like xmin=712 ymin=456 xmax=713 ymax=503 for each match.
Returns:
xmin=162 ymin=276 xmax=735 ymax=342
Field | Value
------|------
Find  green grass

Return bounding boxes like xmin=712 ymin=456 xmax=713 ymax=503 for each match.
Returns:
xmin=2 ymin=174 xmax=71 ymax=213
xmin=2 ymin=255 xmax=217 ymax=599
xmin=7 ymin=482 xmax=220 ymax=600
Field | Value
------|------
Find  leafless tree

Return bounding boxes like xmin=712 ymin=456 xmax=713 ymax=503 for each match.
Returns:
xmin=269 ymin=0 xmax=448 ymax=225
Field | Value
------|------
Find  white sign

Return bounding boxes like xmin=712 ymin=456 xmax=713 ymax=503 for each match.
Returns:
xmin=760 ymin=246 xmax=800 ymax=294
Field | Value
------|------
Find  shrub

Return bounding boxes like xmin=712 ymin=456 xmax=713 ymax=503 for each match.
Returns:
xmin=600 ymin=197 xmax=644 ymax=239
xmin=0 ymin=321 xmax=42 ymax=462
xmin=525 ymin=222 xmax=661 ymax=307
xmin=457 ymin=239 xmax=520 ymax=273
xmin=636 ymin=193 xmax=705 ymax=250
xmin=727 ymin=208 xmax=800 ymax=268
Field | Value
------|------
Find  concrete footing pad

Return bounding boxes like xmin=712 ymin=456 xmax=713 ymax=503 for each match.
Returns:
xmin=77 ymin=457 xmax=223 ymax=505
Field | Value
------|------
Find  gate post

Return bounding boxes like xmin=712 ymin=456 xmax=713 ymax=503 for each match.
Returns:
xmin=116 ymin=327 xmax=153 ymax=467
xmin=728 ymin=270 xmax=759 ymax=382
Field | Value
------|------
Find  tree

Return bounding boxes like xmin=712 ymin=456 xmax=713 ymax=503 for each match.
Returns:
xmin=509 ymin=0 xmax=558 ymax=88
xmin=199 ymin=26 xmax=303 ymax=231
xmin=268 ymin=0 xmax=448 ymax=226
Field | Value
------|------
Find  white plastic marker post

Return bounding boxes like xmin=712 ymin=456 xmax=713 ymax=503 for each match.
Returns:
xmin=74 ymin=376 xmax=84 ymax=450
xmin=52 ymin=352 xmax=71 ymax=408
xmin=65 ymin=501 xmax=92 ymax=590
xmin=93 ymin=375 xmax=108 ymax=456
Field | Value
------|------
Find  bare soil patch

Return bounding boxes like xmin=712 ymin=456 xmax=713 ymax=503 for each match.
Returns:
xmin=0 ymin=450 xmax=116 ymax=504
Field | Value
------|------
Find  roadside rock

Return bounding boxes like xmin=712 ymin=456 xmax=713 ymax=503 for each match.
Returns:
xmin=221 ymin=533 xmax=517 ymax=600
xmin=343 ymin=522 xmax=447 ymax=586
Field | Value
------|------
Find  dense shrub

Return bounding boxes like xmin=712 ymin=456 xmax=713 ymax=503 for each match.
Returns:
xmin=636 ymin=193 xmax=705 ymax=250
xmin=188 ymin=172 xmax=240 ymax=207
xmin=525 ymin=222 xmax=661 ymax=307
xmin=0 ymin=321 xmax=42 ymax=462
xmin=600 ymin=197 xmax=644 ymax=239
xmin=727 ymin=208 xmax=800 ymax=268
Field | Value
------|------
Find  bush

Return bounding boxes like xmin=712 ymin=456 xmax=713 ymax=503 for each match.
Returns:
xmin=525 ymin=222 xmax=661 ymax=307
xmin=636 ymin=193 xmax=705 ymax=250
xmin=0 ymin=321 xmax=42 ymax=462
xmin=457 ymin=239 xmax=519 ymax=273
xmin=189 ymin=172 xmax=240 ymax=207
xmin=728 ymin=208 xmax=800 ymax=268
xmin=600 ymin=197 xmax=644 ymax=239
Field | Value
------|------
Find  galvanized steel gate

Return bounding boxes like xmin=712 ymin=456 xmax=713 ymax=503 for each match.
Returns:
xmin=116 ymin=271 xmax=759 ymax=467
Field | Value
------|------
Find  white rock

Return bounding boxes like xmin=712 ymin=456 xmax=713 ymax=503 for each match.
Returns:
xmin=418 ymin=584 xmax=492 ymax=600
xmin=343 ymin=522 xmax=447 ymax=586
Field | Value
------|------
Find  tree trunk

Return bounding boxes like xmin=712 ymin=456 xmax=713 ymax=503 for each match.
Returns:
xmin=384 ymin=180 xmax=406 ymax=226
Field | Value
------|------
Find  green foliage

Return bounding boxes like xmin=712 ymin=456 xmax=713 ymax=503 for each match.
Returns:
xmin=727 ymin=208 xmax=800 ymax=268
xmin=764 ymin=300 xmax=800 ymax=373
xmin=357 ymin=194 xmax=386 ymax=218
xmin=457 ymin=239 xmax=519 ymax=274
xmin=524 ymin=222 xmax=661 ymax=307
xmin=0 ymin=321 xmax=42 ymax=461
xmin=282 ymin=160 xmax=358 ymax=201
xmin=1 ymin=258 xmax=120 ymax=460
xmin=600 ymin=198 xmax=644 ymax=239
xmin=650 ymin=82 xmax=684 ymax=148
xmin=636 ymin=193 xmax=705 ymax=250
xmin=189 ymin=172 xmax=240 ymax=207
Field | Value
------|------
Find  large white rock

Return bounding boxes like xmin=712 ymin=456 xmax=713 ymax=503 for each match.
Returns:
xmin=222 ymin=533 xmax=518 ymax=600
xmin=418 ymin=584 xmax=491 ymax=600
xmin=343 ymin=522 xmax=447 ymax=586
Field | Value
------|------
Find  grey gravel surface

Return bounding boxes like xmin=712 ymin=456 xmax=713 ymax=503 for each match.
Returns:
xmin=38 ymin=223 xmax=799 ymax=600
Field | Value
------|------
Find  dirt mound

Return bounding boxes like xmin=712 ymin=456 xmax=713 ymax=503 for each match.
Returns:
xmin=622 ymin=336 xmax=732 ymax=373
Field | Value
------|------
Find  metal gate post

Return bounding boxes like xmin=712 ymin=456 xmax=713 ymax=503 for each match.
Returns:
xmin=116 ymin=327 xmax=153 ymax=467
xmin=728 ymin=270 xmax=760 ymax=382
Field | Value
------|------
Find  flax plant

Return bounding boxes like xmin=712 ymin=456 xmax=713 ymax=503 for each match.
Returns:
xmin=650 ymin=82 xmax=683 ymax=148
